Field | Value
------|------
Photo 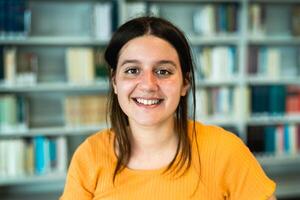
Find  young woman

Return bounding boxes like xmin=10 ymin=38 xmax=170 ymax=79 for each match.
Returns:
xmin=60 ymin=16 xmax=276 ymax=200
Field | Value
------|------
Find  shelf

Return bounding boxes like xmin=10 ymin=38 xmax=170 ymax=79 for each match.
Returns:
xmin=249 ymin=0 xmax=300 ymax=4
xmin=188 ymin=34 xmax=240 ymax=45
xmin=0 ymin=172 xmax=65 ymax=186
xmin=247 ymin=114 xmax=300 ymax=125
xmin=199 ymin=116 xmax=240 ymax=126
xmin=0 ymin=81 xmax=110 ymax=93
xmin=246 ymin=76 xmax=300 ymax=85
xmin=144 ymin=0 xmax=242 ymax=3
xmin=248 ymin=36 xmax=300 ymax=45
xmin=257 ymin=154 xmax=300 ymax=167
xmin=196 ymin=78 xmax=241 ymax=87
xmin=0 ymin=36 xmax=108 ymax=46
xmin=0 ymin=124 xmax=107 ymax=138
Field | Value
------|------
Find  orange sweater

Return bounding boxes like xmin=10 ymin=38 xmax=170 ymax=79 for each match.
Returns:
xmin=60 ymin=121 xmax=275 ymax=200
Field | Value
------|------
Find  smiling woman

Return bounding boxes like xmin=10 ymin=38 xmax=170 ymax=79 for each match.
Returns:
xmin=60 ymin=16 xmax=276 ymax=200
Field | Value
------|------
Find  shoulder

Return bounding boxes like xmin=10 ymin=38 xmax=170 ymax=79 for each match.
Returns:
xmin=189 ymin=120 xmax=242 ymax=148
xmin=73 ymin=128 xmax=115 ymax=163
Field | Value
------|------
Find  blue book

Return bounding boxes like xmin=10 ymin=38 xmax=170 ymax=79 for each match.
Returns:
xmin=218 ymin=4 xmax=227 ymax=33
xmin=34 ymin=136 xmax=46 ymax=175
xmin=0 ymin=0 xmax=5 ymax=35
xmin=264 ymin=126 xmax=276 ymax=153
xmin=283 ymin=125 xmax=290 ymax=153
xmin=49 ymin=138 xmax=57 ymax=168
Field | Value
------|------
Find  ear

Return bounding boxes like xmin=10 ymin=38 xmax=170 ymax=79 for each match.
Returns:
xmin=111 ymin=71 xmax=118 ymax=94
xmin=180 ymin=78 xmax=190 ymax=96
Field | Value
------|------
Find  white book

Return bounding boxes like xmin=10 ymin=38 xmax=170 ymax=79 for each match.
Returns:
xmin=0 ymin=141 xmax=7 ymax=177
xmin=94 ymin=3 xmax=112 ymax=41
xmin=125 ymin=2 xmax=146 ymax=21
xmin=233 ymin=87 xmax=250 ymax=119
xmin=266 ymin=48 xmax=281 ymax=79
xmin=56 ymin=136 xmax=67 ymax=173
xmin=201 ymin=5 xmax=215 ymax=35
xmin=15 ymin=139 xmax=25 ymax=176
xmin=289 ymin=125 xmax=297 ymax=155
xmin=4 ymin=48 xmax=17 ymax=85
xmin=250 ymin=4 xmax=264 ymax=35
xmin=195 ymin=89 xmax=208 ymax=120
xmin=7 ymin=140 xmax=18 ymax=177
xmin=211 ymin=47 xmax=228 ymax=80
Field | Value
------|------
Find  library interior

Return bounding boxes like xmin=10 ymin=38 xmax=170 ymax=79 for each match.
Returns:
xmin=0 ymin=0 xmax=300 ymax=199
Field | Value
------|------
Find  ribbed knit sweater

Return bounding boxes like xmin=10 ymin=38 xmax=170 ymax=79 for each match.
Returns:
xmin=60 ymin=121 xmax=275 ymax=200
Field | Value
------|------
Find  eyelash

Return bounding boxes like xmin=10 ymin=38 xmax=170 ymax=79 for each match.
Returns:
xmin=124 ymin=67 xmax=139 ymax=74
xmin=155 ymin=69 xmax=172 ymax=76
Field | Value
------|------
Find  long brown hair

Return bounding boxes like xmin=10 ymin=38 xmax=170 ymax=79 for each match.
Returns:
xmin=104 ymin=16 xmax=197 ymax=182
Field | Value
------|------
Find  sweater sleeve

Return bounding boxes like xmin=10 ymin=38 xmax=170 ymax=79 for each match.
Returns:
xmin=60 ymin=139 xmax=97 ymax=200
xmin=216 ymin=130 xmax=276 ymax=200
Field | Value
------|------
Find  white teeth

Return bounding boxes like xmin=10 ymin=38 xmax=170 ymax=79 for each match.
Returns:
xmin=136 ymin=98 xmax=160 ymax=105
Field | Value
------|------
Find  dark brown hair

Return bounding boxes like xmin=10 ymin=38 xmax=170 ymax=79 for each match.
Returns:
xmin=104 ymin=16 xmax=197 ymax=182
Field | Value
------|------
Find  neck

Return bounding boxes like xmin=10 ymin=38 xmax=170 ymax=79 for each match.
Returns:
xmin=129 ymin=119 xmax=177 ymax=153
xmin=126 ymin=119 xmax=178 ymax=169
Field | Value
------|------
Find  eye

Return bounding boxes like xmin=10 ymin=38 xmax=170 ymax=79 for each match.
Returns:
xmin=156 ymin=69 xmax=172 ymax=76
xmin=124 ymin=67 xmax=139 ymax=75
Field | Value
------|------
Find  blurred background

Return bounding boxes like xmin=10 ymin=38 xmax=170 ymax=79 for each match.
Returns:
xmin=0 ymin=0 xmax=300 ymax=199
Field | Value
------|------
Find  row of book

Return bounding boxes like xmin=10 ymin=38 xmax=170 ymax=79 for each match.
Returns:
xmin=251 ymin=85 xmax=300 ymax=115
xmin=195 ymin=85 xmax=300 ymax=119
xmin=0 ymin=1 xmax=117 ymax=40
xmin=249 ymin=4 xmax=300 ymax=36
xmin=0 ymin=136 xmax=67 ymax=177
xmin=196 ymin=46 xmax=237 ymax=81
xmin=0 ymin=0 xmax=30 ymax=38
xmin=0 ymin=47 xmax=109 ymax=86
xmin=64 ymin=95 xmax=107 ymax=127
xmin=248 ymin=46 xmax=300 ymax=78
xmin=193 ymin=3 xmax=238 ymax=35
xmin=0 ymin=94 xmax=108 ymax=134
xmin=195 ymin=87 xmax=247 ymax=119
xmin=247 ymin=124 xmax=300 ymax=155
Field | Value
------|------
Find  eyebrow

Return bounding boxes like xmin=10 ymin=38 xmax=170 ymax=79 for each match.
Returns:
xmin=120 ymin=59 xmax=177 ymax=67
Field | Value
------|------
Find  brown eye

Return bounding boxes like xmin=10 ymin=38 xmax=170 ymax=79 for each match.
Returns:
xmin=156 ymin=69 xmax=172 ymax=76
xmin=125 ymin=68 xmax=139 ymax=74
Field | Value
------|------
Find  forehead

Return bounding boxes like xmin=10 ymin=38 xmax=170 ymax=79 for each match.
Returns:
xmin=118 ymin=35 xmax=179 ymax=63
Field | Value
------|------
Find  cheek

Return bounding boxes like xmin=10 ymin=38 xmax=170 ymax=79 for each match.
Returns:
xmin=115 ymin=79 xmax=136 ymax=99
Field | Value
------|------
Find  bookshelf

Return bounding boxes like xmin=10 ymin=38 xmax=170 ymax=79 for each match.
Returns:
xmin=1 ymin=0 xmax=300 ymax=198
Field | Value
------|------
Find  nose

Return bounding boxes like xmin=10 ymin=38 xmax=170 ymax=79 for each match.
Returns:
xmin=139 ymin=72 xmax=158 ymax=92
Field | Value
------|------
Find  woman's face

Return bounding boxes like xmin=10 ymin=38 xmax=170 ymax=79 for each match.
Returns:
xmin=113 ymin=35 xmax=189 ymax=128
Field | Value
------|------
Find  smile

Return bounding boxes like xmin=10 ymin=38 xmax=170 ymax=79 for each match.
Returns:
xmin=133 ymin=98 xmax=162 ymax=106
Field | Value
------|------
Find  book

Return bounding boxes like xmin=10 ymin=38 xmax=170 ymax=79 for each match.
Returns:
xmin=247 ymin=46 xmax=258 ymax=75
xmin=4 ymin=47 xmax=17 ymax=85
xmin=247 ymin=126 xmax=265 ymax=153
xmin=34 ymin=136 xmax=46 ymax=175
xmin=56 ymin=136 xmax=67 ymax=172
xmin=94 ymin=49 xmax=109 ymax=80
xmin=125 ymin=2 xmax=147 ymax=21
xmin=94 ymin=2 xmax=112 ymax=41
xmin=291 ymin=5 xmax=300 ymax=36
xmin=249 ymin=4 xmax=265 ymax=35
xmin=16 ymin=52 xmax=38 ymax=85
xmin=264 ymin=126 xmax=276 ymax=154
xmin=66 ymin=47 xmax=95 ymax=85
